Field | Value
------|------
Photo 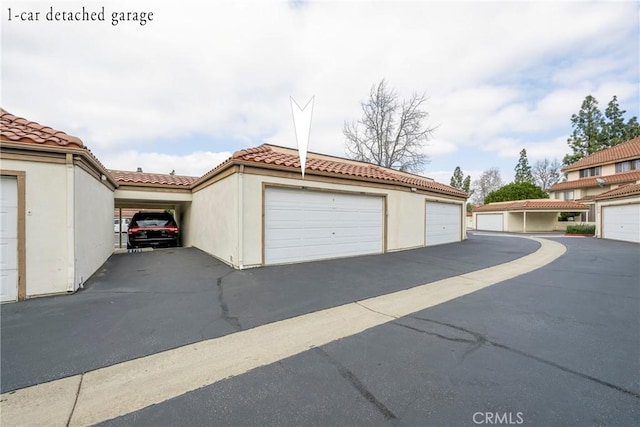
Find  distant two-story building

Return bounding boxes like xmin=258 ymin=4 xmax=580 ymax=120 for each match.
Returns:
xmin=549 ymin=137 xmax=640 ymax=222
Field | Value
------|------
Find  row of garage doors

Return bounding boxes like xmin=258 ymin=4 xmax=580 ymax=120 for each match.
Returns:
xmin=264 ymin=187 xmax=462 ymax=265
xmin=476 ymin=206 xmax=640 ymax=243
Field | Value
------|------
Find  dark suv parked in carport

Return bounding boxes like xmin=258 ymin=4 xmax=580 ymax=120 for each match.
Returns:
xmin=127 ymin=211 xmax=180 ymax=249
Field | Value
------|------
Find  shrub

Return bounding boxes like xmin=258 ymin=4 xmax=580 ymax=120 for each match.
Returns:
xmin=484 ymin=182 xmax=548 ymax=204
xmin=566 ymin=223 xmax=595 ymax=235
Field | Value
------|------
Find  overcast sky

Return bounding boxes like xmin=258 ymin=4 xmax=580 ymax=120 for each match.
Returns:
xmin=2 ymin=0 xmax=639 ymax=185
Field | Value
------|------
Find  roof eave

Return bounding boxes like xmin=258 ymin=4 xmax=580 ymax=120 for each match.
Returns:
xmin=193 ymin=158 xmax=466 ymax=199
xmin=0 ymin=139 xmax=118 ymax=188
xmin=240 ymin=160 xmax=468 ymax=198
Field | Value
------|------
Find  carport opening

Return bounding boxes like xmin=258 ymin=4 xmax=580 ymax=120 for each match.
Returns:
xmin=114 ymin=202 xmax=189 ymax=250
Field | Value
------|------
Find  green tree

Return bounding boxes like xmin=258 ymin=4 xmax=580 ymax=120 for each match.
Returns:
xmin=450 ymin=166 xmax=471 ymax=194
xmin=450 ymin=166 xmax=463 ymax=188
xmin=484 ymin=182 xmax=548 ymax=204
xmin=564 ymin=95 xmax=606 ymax=165
xmin=564 ymin=95 xmax=640 ymax=166
xmin=603 ymin=96 xmax=640 ymax=145
xmin=514 ymin=149 xmax=533 ymax=183
xmin=623 ymin=117 xmax=640 ymax=141
xmin=604 ymin=95 xmax=627 ymax=145
xmin=462 ymin=175 xmax=471 ymax=194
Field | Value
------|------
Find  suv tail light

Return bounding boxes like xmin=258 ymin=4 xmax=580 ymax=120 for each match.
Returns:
xmin=128 ymin=227 xmax=139 ymax=234
xmin=166 ymin=226 xmax=179 ymax=233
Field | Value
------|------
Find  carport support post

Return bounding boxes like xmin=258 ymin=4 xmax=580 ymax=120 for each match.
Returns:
xmin=523 ymin=211 xmax=527 ymax=232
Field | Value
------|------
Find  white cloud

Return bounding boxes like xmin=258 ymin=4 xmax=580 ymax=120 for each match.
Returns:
xmin=2 ymin=0 xmax=638 ymax=177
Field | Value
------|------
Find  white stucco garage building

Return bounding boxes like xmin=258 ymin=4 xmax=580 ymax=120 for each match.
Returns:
xmin=1 ymin=111 xmax=468 ymax=300
xmin=182 ymin=144 xmax=468 ymax=268
xmin=595 ymin=183 xmax=640 ymax=243
xmin=473 ymin=199 xmax=589 ymax=232
xmin=0 ymin=109 xmax=116 ymax=302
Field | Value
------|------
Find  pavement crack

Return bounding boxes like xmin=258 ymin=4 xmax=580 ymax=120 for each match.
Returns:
xmin=66 ymin=374 xmax=84 ymax=427
xmin=391 ymin=321 xmax=477 ymax=345
xmin=314 ymin=348 xmax=396 ymax=421
xmin=409 ymin=316 xmax=640 ymax=400
xmin=217 ymin=272 xmax=242 ymax=331
xmin=355 ymin=301 xmax=398 ymax=319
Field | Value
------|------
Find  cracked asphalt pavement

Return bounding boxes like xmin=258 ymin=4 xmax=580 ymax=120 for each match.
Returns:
xmin=2 ymin=234 xmax=639 ymax=426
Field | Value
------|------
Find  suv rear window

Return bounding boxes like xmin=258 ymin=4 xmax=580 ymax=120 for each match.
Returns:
xmin=131 ymin=213 xmax=176 ymax=227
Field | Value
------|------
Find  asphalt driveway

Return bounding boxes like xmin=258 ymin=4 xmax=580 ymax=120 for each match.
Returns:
xmin=2 ymin=234 xmax=638 ymax=426
xmin=1 ymin=233 xmax=539 ymax=393
xmin=102 ymin=236 xmax=640 ymax=427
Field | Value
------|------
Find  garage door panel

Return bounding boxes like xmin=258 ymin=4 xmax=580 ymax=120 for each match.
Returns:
xmin=425 ymin=202 xmax=461 ymax=246
xmin=265 ymin=187 xmax=384 ymax=264
xmin=1 ymin=176 xmax=18 ymax=302
xmin=477 ymin=213 xmax=504 ymax=232
xmin=0 ymin=206 xmax=18 ymax=239
xmin=602 ymin=204 xmax=640 ymax=243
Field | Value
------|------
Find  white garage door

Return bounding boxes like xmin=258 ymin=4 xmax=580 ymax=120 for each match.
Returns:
xmin=265 ymin=187 xmax=384 ymax=264
xmin=425 ymin=202 xmax=461 ymax=246
xmin=477 ymin=213 xmax=504 ymax=231
xmin=1 ymin=176 xmax=18 ymax=302
xmin=602 ymin=204 xmax=640 ymax=243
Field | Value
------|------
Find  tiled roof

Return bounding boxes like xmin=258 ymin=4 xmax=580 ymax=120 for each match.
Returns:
xmin=594 ymin=183 xmax=640 ymax=201
xmin=220 ymin=144 xmax=467 ymax=198
xmin=563 ymin=137 xmax=640 ymax=172
xmin=474 ymin=199 xmax=589 ymax=212
xmin=549 ymin=170 xmax=640 ymax=191
xmin=0 ymin=108 xmax=84 ymax=148
xmin=575 ymin=195 xmax=598 ymax=202
xmin=109 ymin=170 xmax=198 ymax=187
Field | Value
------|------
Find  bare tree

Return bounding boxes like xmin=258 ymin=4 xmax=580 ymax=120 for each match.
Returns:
xmin=532 ymin=159 xmax=562 ymax=190
xmin=471 ymin=167 xmax=503 ymax=204
xmin=344 ymin=79 xmax=434 ymax=173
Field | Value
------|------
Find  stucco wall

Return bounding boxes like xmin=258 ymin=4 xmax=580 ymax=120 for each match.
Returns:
xmin=506 ymin=212 xmax=561 ymax=232
xmin=188 ymin=174 xmax=239 ymax=266
xmin=74 ymin=166 xmax=114 ymax=290
xmin=523 ymin=212 xmax=558 ymax=232
xmin=241 ymin=173 xmax=464 ymax=268
xmin=506 ymin=212 xmax=523 ymax=232
xmin=114 ymin=189 xmax=192 ymax=203
xmin=601 ymin=164 xmax=616 ymax=175
xmin=0 ymin=158 xmax=68 ymax=296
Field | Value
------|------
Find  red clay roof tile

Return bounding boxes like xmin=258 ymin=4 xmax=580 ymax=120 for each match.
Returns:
xmin=109 ymin=170 xmax=198 ymax=187
xmin=474 ymin=199 xmax=589 ymax=212
xmin=549 ymin=170 xmax=640 ymax=191
xmin=563 ymin=137 xmax=640 ymax=172
xmin=594 ymin=183 xmax=640 ymax=201
xmin=225 ymin=144 xmax=467 ymax=198
xmin=0 ymin=109 xmax=84 ymax=148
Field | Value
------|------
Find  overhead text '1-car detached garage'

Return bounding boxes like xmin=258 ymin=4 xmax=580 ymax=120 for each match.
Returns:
xmin=182 ymin=144 xmax=468 ymax=269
